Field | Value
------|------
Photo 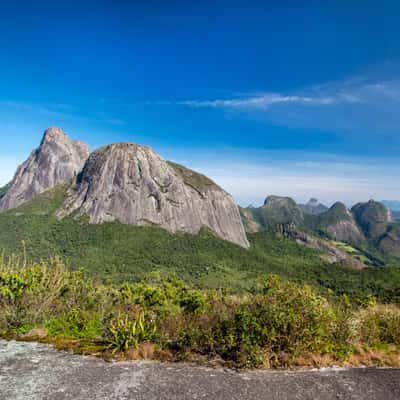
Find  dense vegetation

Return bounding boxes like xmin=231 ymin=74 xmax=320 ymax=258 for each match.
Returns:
xmin=0 ymin=258 xmax=399 ymax=368
xmin=0 ymin=186 xmax=399 ymax=303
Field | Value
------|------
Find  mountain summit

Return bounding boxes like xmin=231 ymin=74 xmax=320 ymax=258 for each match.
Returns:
xmin=298 ymin=198 xmax=328 ymax=215
xmin=56 ymin=142 xmax=249 ymax=247
xmin=0 ymin=127 xmax=90 ymax=212
xmin=1 ymin=129 xmax=249 ymax=247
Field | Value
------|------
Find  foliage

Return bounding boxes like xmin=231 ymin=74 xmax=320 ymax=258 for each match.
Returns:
xmin=118 ymin=275 xmax=206 ymax=315
xmin=0 ymin=188 xmax=399 ymax=302
xmin=0 ymin=259 xmax=399 ymax=368
xmin=167 ymin=161 xmax=219 ymax=193
xmin=356 ymin=305 xmax=400 ymax=346
xmin=108 ymin=312 xmax=157 ymax=353
xmin=46 ymin=309 xmax=101 ymax=339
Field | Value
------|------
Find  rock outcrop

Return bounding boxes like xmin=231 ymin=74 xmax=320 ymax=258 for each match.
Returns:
xmin=240 ymin=195 xmax=304 ymax=233
xmin=0 ymin=127 xmax=90 ymax=212
xmin=275 ymin=223 xmax=364 ymax=269
xmin=352 ymin=200 xmax=393 ymax=240
xmin=317 ymin=202 xmax=364 ymax=245
xmin=57 ymin=143 xmax=249 ymax=248
xmin=378 ymin=224 xmax=400 ymax=257
xmin=298 ymin=198 xmax=329 ymax=215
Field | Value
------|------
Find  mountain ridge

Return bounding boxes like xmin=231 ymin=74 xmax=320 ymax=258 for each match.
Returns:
xmin=1 ymin=128 xmax=249 ymax=248
xmin=0 ymin=127 xmax=90 ymax=212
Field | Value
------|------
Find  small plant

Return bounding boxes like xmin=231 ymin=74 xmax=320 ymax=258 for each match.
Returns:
xmin=0 ymin=273 xmax=27 ymax=302
xmin=108 ymin=312 xmax=157 ymax=353
xmin=46 ymin=309 xmax=101 ymax=339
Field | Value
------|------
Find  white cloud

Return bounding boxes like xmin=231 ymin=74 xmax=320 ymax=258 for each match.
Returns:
xmin=177 ymin=79 xmax=400 ymax=111
xmin=170 ymin=75 xmax=400 ymax=134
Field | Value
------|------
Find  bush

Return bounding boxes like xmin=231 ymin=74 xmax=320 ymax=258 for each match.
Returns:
xmin=108 ymin=312 xmax=157 ymax=353
xmin=46 ymin=309 xmax=101 ymax=339
xmin=0 ymin=258 xmax=399 ymax=368
xmin=356 ymin=305 xmax=400 ymax=346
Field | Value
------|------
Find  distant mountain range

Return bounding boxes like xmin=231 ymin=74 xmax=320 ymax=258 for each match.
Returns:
xmin=241 ymin=195 xmax=400 ymax=260
xmin=298 ymin=198 xmax=329 ymax=215
xmin=381 ymin=200 xmax=400 ymax=223
xmin=382 ymin=200 xmax=400 ymax=212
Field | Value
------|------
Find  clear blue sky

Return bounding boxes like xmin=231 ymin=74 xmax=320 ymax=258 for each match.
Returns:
xmin=1 ymin=0 xmax=400 ymax=206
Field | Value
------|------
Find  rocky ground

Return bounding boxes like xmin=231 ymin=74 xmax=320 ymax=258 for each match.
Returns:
xmin=1 ymin=340 xmax=399 ymax=400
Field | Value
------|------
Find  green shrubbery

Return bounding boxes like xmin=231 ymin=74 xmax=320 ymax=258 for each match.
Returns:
xmin=0 ymin=257 xmax=399 ymax=368
xmin=0 ymin=188 xmax=399 ymax=303
xmin=108 ymin=312 xmax=157 ymax=353
xmin=356 ymin=305 xmax=400 ymax=346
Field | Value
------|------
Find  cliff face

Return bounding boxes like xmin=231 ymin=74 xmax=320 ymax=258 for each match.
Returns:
xmin=0 ymin=127 xmax=90 ymax=212
xmin=57 ymin=143 xmax=249 ymax=248
xmin=315 ymin=202 xmax=364 ymax=245
xmin=275 ymin=223 xmax=365 ymax=269
xmin=240 ymin=195 xmax=304 ymax=233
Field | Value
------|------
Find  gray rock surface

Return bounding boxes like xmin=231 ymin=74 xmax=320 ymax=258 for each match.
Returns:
xmin=322 ymin=202 xmax=365 ymax=245
xmin=57 ymin=143 xmax=249 ymax=248
xmin=298 ymin=198 xmax=329 ymax=215
xmin=326 ymin=219 xmax=364 ymax=244
xmin=352 ymin=200 xmax=393 ymax=240
xmin=276 ymin=223 xmax=365 ymax=269
xmin=0 ymin=127 xmax=89 ymax=212
xmin=1 ymin=340 xmax=399 ymax=400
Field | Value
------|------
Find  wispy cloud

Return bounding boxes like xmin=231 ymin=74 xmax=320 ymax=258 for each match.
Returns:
xmin=168 ymin=75 xmax=400 ymax=134
xmin=177 ymin=79 xmax=400 ymax=110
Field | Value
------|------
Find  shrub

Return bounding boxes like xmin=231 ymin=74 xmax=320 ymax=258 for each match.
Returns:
xmin=108 ymin=312 xmax=157 ymax=353
xmin=46 ymin=309 xmax=101 ymax=339
xmin=356 ymin=305 xmax=400 ymax=346
xmin=216 ymin=276 xmax=337 ymax=356
xmin=0 ymin=258 xmax=399 ymax=368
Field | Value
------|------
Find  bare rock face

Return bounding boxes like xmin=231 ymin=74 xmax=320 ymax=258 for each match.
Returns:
xmin=320 ymin=202 xmax=365 ymax=245
xmin=0 ymin=127 xmax=90 ymax=212
xmin=57 ymin=143 xmax=249 ymax=248
xmin=275 ymin=223 xmax=364 ymax=269
xmin=352 ymin=200 xmax=393 ymax=240
xmin=326 ymin=219 xmax=364 ymax=245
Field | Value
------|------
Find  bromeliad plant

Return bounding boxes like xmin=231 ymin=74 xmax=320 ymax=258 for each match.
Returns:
xmin=108 ymin=312 xmax=157 ymax=353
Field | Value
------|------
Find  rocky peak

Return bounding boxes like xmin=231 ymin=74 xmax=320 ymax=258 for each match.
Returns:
xmin=41 ymin=126 xmax=67 ymax=144
xmin=329 ymin=201 xmax=350 ymax=216
xmin=246 ymin=195 xmax=305 ymax=229
xmin=57 ymin=142 xmax=249 ymax=248
xmin=263 ymin=195 xmax=298 ymax=208
xmin=0 ymin=127 xmax=90 ymax=212
xmin=299 ymin=198 xmax=329 ymax=215
xmin=316 ymin=201 xmax=364 ymax=245
xmin=306 ymin=198 xmax=320 ymax=206
xmin=352 ymin=200 xmax=392 ymax=240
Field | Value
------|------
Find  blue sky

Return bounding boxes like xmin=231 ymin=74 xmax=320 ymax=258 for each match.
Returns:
xmin=1 ymin=0 xmax=400 ymax=206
